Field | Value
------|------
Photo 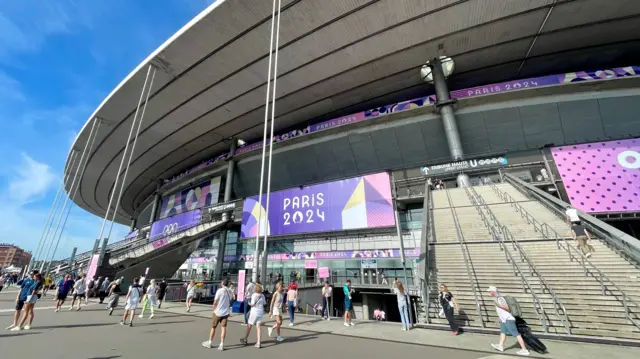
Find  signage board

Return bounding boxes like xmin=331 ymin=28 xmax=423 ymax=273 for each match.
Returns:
xmin=361 ymin=259 xmax=378 ymax=269
xmin=318 ymin=267 xmax=330 ymax=278
xmin=241 ymin=172 xmax=394 ymax=238
xmin=149 ymin=209 xmax=202 ymax=241
xmin=551 ymin=138 xmax=640 ymax=213
xmin=237 ymin=270 xmax=246 ymax=302
xmin=420 ymin=156 xmax=508 ymax=176
xmin=304 ymin=260 xmax=318 ymax=269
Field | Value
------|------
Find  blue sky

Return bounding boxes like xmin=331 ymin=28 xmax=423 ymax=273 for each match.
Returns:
xmin=0 ymin=0 xmax=214 ymax=259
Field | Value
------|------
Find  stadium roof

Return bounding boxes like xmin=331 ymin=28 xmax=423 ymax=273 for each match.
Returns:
xmin=67 ymin=0 xmax=640 ymax=223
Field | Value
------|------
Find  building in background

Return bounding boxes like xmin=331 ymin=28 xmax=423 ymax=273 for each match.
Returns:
xmin=0 ymin=244 xmax=32 ymax=269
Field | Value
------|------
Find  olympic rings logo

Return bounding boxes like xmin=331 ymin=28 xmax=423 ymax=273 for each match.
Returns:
xmin=618 ymin=150 xmax=640 ymax=169
xmin=162 ymin=223 xmax=179 ymax=236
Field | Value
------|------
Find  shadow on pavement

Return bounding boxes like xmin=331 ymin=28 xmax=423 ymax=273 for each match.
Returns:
xmin=87 ymin=356 xmax=122 ymax=359
xmin=0 ymin=332 xmax=40 ymax=338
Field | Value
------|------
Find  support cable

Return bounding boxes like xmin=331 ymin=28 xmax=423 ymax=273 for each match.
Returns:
xmin=251 ymin=0 xmax=279 ymax=282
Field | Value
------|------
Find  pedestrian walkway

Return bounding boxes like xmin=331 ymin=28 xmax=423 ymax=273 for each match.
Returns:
xmin=156 ymin=301 xmax=638 ymax=359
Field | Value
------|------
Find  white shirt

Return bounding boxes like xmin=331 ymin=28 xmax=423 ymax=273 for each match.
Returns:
xmin=128 ymin=285 xmax=141 ymax=303
xmin=146 ymin=285 xmax=156 ymax=298
xmin=322 ymin=286 xmax=332 ymax=298
xmin=249 ymin=293 xmax=265 ymax=316
xmin=187 ymin=284 xmax=196 ymax=297
xmin=565 ymin=208 xmax=580 ymax=222
xmin=74 ymin=279 xmax=86 ymax=294
xmin=213 ymin=287 xmax=232 ymax=317
xmin=245 ymin=282 xmax=255 ymax=298
xmin=393 ymin=288 xmax=407 ymax=306
xmin=495 ymin=296 xmax=515 ymax=323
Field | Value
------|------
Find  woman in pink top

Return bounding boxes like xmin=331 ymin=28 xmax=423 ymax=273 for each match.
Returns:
xmin=286 ymin=283 xmax=298 ymax=326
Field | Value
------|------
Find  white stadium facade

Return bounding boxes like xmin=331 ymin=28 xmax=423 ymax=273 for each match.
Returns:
xmin=53 ymin=0 xmax=640 ymax=340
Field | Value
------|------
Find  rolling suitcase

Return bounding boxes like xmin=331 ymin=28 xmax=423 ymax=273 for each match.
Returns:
xmin=516 ymin=317 xmax=548 ymax=354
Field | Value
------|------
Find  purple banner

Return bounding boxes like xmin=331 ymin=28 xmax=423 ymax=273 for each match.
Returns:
xmin=169 ymin=66 xmax=639 ymax=184
xmin=241 ymin=172 xmax=395 ymax=238
xmin=236 ymin=248 xmax=419 ymax=262
xmin=149 ymin=209 xmax=202 ymax=241
xmin=159 ymin=178 xmax=220 ymax=219
xmin=552 ymin=138 xmax=640 ymax=213
xmin=124 ymin=230 xmax=138 ymax=240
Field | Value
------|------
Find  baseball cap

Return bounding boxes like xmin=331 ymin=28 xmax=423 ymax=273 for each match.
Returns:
xmin=487 ymin=286 xmax=497 ymax=292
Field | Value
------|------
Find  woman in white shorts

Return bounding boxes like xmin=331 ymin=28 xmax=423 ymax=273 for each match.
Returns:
xmin=268 ymin=282 xmax=285 ymax=342
xmin=240 ymin=283 xmax=266 ymax=348
xmin=186 ymin=280 xmax=196 ymax=312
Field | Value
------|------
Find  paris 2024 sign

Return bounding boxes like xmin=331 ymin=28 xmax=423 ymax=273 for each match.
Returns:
xmin=240 ymin=172 xmax=395 ymax=238
xmin=552 ymin=138 xmax=639 ymax=213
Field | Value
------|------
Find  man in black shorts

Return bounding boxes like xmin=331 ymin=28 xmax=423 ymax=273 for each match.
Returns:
xmin=157 ymin=278 xmax=168 ymax=308
xmin=55 ymin=274 xmax=74 ymax=312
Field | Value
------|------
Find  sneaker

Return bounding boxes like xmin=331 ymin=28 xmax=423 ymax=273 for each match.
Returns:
xmin=23 ymin=325 xmax=31 ymax=330
xmin=129 ymin=323 xmax=133 ymax=327
xmin=491 ymin=344 xmax=504 ymax=352
xmin=119 ymin=321 xmax=125 ymax=326
xmin=327 ymin=317 xmax=330 ymax=321
xmin=138 ymin=314 xmax=144 ymax=319
xmin=217 ymin=344 xmax=224 ymax=351
xmin=202 ymin=340 xmax=213 ymax=349
xmin=517 ymin=349 xmax=530 ymax=356
xmin=452 ymin=331 xmax=459 ymax=335
xmin=149 ymin=314 xmax=155 ymax=319
xmin=276 ymin=336 xmax=284 ymax=342
xmin=254 ymin=342 xmax=261 ymax=349
xmin=240 ymin=338 xmax=247 ymax=346
xmin=288 ymin=322 xmax=294 ymax=327
xmin=5 ymin=324 xmax=16 ymax=330
xmin=10 ymin=326 xmax=21 ymax=331
xmin=344 ymin=322 xmax=350 ymax=327
xmin=55 ymin=308 xmax=59 ymax=312
xmin=401 ymin=328 xmax=407 ymax=331
xmin=349 ymin=322 xmax=355 ymax=326
xmin=76 ymin=307 xmax=81 ymax=311
xmin=586 ymin=253 xmax=592 ymax=258
xmin=187 ymin=308 xmax=191 ymax=313
xmin=69 ymin=306 xmax=73 ymax=311
xmin=268 ymin=327 xmax=273 ymax=337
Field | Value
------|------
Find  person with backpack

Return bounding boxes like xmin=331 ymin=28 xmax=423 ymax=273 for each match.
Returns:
xmin=487 ymin=286 xmax=530 ymax=356
xmin=120 ymin=277 xmax=142 ymax=327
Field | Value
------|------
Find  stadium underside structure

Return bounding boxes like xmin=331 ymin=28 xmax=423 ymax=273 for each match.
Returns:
xmin=60 ymin=0 xmax=640 ymax=342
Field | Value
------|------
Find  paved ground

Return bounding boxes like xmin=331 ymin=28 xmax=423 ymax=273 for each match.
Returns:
xmin=0 ymin=287 xmax=636 ymax=359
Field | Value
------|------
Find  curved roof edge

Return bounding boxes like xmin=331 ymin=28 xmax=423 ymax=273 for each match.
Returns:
xmin=66 ymin=0 xmax=228 ymax=167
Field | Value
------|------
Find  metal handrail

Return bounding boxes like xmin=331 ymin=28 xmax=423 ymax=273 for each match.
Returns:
xmin=502 ymin=173 xmax=640 ymax=268
xmin=463 ymin=186 xmax=554 ymax=333
xmin=422 ymin=183 xmax=433 ymax=323
xmin=443 ymin=188 xmax=485 ymax=327
xmin=492 ymin=183 xmax=640 ymax=330
xmin=470 ymin=186 xmax=571 ymax=332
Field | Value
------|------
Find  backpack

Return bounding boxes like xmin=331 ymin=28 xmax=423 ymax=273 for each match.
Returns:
xmin=504 ymin=296 xmax=522 ymax=318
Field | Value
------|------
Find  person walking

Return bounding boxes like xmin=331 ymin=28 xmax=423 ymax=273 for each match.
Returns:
xmin=6 ymin=270 xmax=37 ymax=331
xmin=85 ymin=276 xmax=96 ymax=304
xmin=107 ymin=279 xmax=123 ymax=315
xmin=55 ymin=274 xmax=74 ymax=312
xmin=157 ymin=278 xmax=168 ymax=309
xmin=69 ymin=274 xmax=86 ymax=311
xmin=565 ymin=206 xmax=581 ymax=226
xmin=321 ymin=281 xmax=332 ymax=320
xmin=571 ymin=223 xmax=595 ymax=258
xmin=286 ymin=282 xmax=298 ymax=326
xmin=121 ymin=277 xmax=142 ymax=327
xmin=202 ymin=279 xmax=233 ymax=351
xmin=139 ymin=279 xmax=158 ymax=319
xmin=186 ymin=280 xmax=196 ymax=312
xmin=343 ymin=279 xmax=355 ymax=327
xmin=0 ymin=275 xmax=6 ymax=293
xmin=268 ymin=282 xmax=285 ymax=342
xmin=17 ymin=273 xmax=43 ymax=331
xmin=99 ymin=277 xmax=110 ymax=304
xmin=392 ymin=280 xmax=410 ymax=331
xmin=487 ymin=286 xmax=530 ymax=356
xmin=42 ymin=275 xmax=52 ymax=297
xmin=438 ymin=284 xmax=460 ymax=335
xmin=240 ymin=283 xmax=266 ymax=348
xmin=243 ymin=279 xmax=255 ymax=325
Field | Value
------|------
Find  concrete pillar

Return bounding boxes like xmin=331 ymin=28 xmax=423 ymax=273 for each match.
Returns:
xmin=362 ymin=294 xmax=370 ymax=320
xmin=68 ymin=247 xmax=77 ymax=270
xmin=97 ymin=238 xmax=109 ymax=267
xmin=129 ymin=219 xmax=136 ymax=232
xmin=149 ymin=180 xmax=162 ymax=223
xmin=429 ymin=57 xmax=469 ymax=187
xmin=215 ymin=138 xmax=238 ymax=279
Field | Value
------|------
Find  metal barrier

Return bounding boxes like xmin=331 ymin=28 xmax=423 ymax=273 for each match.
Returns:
xmin=443 ymin=188 xmax=486 ymax=327
xmin=421 ymin=183 xmax=433 ymax=323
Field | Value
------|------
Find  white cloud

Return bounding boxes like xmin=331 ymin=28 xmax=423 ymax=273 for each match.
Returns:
xmin=7 ymin=153 xmax=58 ymax=205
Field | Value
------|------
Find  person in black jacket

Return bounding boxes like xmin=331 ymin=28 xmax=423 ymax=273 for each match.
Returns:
xmin=157 ymin=278 xmax=168 ymax=309
xmin=438 ymin=284 xmax=460 ymax=335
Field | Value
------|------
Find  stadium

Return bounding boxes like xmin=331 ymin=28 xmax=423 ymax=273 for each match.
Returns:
xmin=56 ymin=0 xmax=640 ymax=341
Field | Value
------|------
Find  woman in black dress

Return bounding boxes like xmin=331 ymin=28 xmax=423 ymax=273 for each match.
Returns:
xmin=438 ymin=284 xmax=460 ymax=335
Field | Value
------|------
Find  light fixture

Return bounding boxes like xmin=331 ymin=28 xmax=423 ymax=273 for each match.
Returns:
xmin=420 ymin=56 xmax=455 ymax=83
xmin=237 ymin=139 xmax=246 ymax=146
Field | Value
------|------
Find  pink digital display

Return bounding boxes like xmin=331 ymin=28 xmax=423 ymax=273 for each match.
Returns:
xmin=552 ymin=138 xmax=640 ymax=213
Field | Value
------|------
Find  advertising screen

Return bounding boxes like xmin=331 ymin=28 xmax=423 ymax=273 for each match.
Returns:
xmin=159 ymin=177 xmax=221 ymax=219
xmin=149 ymin=209 xmax=202 ymax=241
xmin=240 ymin=172 xmax=395 ymax=238
xmin=551 ymin=138 xmax=640 ymax=213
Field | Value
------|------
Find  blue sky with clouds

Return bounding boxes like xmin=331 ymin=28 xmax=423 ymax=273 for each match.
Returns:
xmin=0 ymin=0 xmax=214 ymax=259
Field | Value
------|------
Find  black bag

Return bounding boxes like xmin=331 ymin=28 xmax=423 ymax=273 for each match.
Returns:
xmin=516 ymin=318 xmax=547 ymax=354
